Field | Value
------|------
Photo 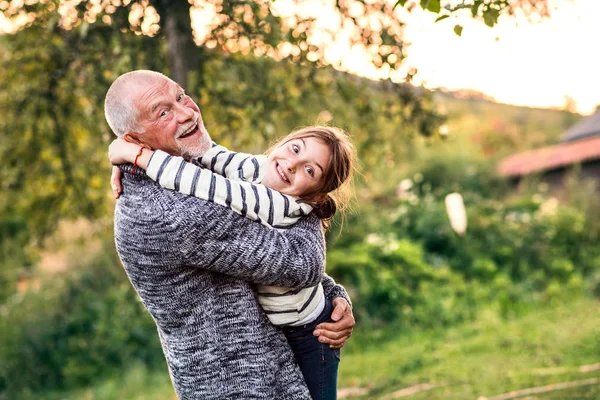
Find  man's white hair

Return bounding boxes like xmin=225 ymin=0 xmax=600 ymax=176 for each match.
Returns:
xmin=104 ymin=70 xmax=168 ymax=137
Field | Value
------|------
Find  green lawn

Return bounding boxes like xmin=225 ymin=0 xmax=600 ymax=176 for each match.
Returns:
xmin=62 ymin=297 xmax=599 ymax=400
xmin=339 ymin=298 xmax=600 ymax=399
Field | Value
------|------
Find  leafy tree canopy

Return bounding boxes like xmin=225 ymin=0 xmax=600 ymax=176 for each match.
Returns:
xmin=1 ymin=0 xmax=552 ymax=87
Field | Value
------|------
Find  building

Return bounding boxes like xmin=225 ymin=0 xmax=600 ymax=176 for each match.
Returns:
xmin=497 ymin=107 xmax=600 ymax=194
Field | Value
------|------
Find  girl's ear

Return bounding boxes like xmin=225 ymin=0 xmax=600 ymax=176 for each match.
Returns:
xmin=309 ymin=193 xmax=327 ymax=203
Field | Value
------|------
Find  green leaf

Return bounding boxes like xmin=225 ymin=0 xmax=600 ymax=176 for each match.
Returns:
xmin=394 ymin=0 xmax=409 ymax=9
xmin=483 ymin=8 xmax=500 ymax=27
xmin=453 ymin=24 xmax=463 ymax=36
xmin=426 ymin=0 xmax=441 ymax=13
xmin=435 ymin=14 xmax=450 ymax=23
xmin=471 ymin=0 xmax=483 ymax=17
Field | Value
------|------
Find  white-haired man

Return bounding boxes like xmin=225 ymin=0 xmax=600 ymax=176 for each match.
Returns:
xmin=104 ymin=70 xmax=354 ymax=399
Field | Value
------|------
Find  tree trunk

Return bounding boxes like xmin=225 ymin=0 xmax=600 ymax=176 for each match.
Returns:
xmin=154 ymin=0 xmax=197 ymax=90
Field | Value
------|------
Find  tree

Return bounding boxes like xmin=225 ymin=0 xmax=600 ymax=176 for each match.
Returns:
xmin=2 ymin=0 xmax=552 ymax=90
xmin=0 ymin=0 xmax=552 ymax=242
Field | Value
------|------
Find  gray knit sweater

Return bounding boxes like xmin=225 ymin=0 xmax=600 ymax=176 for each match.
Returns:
xmin=114 ymin=165 xmax=350 ymax=399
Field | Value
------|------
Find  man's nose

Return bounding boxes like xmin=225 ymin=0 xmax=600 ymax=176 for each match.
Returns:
xmin=176 ymin=104 xmax=195 ymax=122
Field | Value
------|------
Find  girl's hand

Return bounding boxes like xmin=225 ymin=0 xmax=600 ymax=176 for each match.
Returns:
xmin=111 ymin=166 xmax=123 ymax=199
xmin=108 ymin=138 xmax=142 ymax=165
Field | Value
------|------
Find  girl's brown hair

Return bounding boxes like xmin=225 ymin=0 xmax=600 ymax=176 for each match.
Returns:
xmin=266 ymin=126 xmax=358 ymax=228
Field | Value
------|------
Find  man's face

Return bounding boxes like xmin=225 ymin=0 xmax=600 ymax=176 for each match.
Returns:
xmin=131 ymin=75 xmax=211 ymax=158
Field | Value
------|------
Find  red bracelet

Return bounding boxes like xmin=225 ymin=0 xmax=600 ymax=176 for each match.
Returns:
xmin=132 ymin=147 xmax=144 ymax=174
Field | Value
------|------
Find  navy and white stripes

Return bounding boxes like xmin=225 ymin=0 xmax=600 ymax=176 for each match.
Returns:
xmin=147 ymin=150 xmax=313 ymax=229
xmin=145 ymin=145 xmax=326 ymax=326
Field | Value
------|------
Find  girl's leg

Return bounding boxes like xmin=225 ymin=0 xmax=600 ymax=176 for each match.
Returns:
xmin=283 ymin=300 xmax=340 ymax=400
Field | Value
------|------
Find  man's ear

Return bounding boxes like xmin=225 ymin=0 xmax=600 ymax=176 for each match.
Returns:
xmin=123 ymin=131 xmax=143 ymax=146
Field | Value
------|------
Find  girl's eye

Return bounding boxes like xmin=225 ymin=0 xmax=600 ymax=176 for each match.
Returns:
xmin=292 ymin=144 xmax=300 ymax=154
xmin=305 ymin=166 xmax=314 ymax=177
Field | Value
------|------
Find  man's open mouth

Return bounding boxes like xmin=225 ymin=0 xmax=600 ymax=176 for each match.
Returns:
xmin=179 ymin=124 xmax=199 ymax=139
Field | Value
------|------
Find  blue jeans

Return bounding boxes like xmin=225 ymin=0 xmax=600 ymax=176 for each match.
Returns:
xmin=282 ymin=299 xmax=341 ymax=400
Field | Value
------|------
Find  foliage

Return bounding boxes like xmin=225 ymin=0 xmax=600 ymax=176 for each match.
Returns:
xmin=2 ymin=0 xmax=553 ymax=91
xmin=404 ymin=0 xmax=553 ymax=37
xmin=0 ymin=215 xmax=35 ymax=302
xmin=0 ymin=239 xmax=162 ymax=397
xmin=0 ymin=19 xmax=443 ymax=245
xmin=0 ymin=15 xmax=164 ymax=240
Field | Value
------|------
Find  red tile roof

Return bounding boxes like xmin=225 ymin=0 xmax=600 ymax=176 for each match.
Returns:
xmin=497 ymin=135 xmax=600 ymax=177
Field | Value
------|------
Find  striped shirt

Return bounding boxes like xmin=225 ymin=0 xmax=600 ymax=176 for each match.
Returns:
xmin=146 ymin=143 xmax=325 ymax=326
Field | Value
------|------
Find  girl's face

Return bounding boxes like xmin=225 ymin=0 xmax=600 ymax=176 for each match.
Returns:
xmin=262 ymin=136 xmax=331 ymax=197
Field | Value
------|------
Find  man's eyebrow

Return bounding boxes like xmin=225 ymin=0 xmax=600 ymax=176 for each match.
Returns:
xmin=150 ymin=86 xmax=184 ymax=113
xmin=150 ymin=100 xmax=167 ymax=113
xmin=300 ymin=138 xmax=324 ymax=174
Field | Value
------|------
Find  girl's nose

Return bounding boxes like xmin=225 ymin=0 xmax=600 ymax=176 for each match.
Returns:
xmin=286 ymin=159 xmax=297 ymax=172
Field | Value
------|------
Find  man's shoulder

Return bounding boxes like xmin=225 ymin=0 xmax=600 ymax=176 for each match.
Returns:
xmin=116 ymin=174 xmax=245 ymax=228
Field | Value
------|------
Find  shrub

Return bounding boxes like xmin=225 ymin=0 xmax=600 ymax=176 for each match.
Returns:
xmin=0 ymin=240 xmax=163 ymax=397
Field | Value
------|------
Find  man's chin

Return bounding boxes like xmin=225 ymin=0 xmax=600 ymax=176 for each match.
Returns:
xmin=178 ymin=139 xmax=211 ymax=160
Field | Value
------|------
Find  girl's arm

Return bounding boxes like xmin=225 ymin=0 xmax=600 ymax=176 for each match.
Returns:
xmin=146 ymin=149 xmax=313 ymax=229
xmin=108 ymin=139 xmax=153 ymax=198
xmin=107 ymin=139 xmax=312 ymax=228
xmin=194 ymin=142 xmax=258 ymax=181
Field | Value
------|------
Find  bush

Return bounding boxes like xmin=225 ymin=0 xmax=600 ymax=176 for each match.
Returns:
xmin=0 ymin=240 xmax=163 ymax=397
xmin=327 ymin=237 xmax=492 ymax=329
xmin=0 ymin=216 xmax=36 ymax=302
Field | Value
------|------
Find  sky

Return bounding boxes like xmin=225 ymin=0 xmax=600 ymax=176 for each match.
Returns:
xmin=2 ymin=0 xmax=598 ymax=115
xmin=398 ymin=0 xmax=600 ymax=115
xmin=306 ymin=0 xmax=598 ymax=116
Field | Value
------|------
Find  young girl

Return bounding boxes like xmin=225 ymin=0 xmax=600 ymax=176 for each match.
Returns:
xmin=109 ymin=126 xmax=357 ymax=400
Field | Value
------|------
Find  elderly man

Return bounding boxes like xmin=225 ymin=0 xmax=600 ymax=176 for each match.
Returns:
xmin=104 ymin=70 xmax=354 ymax=399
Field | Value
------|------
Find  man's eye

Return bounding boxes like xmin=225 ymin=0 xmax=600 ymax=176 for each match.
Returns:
xmin=177 ymin=93 xmax=184 ymax=101
xmin=292 ymin=145 xmax=299 ymax=154
xmin=160 ymin=110 xmax=168 ymax=117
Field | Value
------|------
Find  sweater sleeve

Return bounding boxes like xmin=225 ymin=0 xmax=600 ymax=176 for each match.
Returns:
xmin=158 ymin=186 xmax=326 ymax=289
xmin=146 ymin=150 xmax=313 ymax=228
xmin=321 ymin=273 xmax=352 ymax=307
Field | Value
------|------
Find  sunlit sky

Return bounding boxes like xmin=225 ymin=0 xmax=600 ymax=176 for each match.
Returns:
xmin=2 ymin=0 xmax=598 ymax=115
xmin=400 ymin=0 xmax=600 ymax=115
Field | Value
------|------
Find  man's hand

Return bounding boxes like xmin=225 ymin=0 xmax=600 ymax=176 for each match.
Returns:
xmin=111 ymin=166 xmax=123 ymax=199
xmin=313 ymin=297 xmax=355 ymax=349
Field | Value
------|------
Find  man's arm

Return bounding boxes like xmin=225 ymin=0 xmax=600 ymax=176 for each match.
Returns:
xmin=316 ymin=274 xmax=355 ymax=349
xmin=164 ymin=190 xmax=325 ymax=289
xmin=321 ymin=273 xmax=352 ymax=307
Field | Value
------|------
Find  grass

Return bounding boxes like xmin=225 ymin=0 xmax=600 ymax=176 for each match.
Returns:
xmin=339 ymin=297 xmax=600 ymax=399
xmin=51 ymin=297 xmax=599 ymax=400
xmin=41 ymin=365 xmax=176 ymax=400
